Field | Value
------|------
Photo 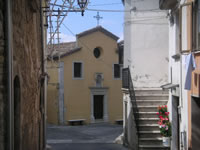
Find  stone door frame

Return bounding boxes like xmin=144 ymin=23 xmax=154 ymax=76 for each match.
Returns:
xmin=89 ymin=87 xmax=109 ymax=123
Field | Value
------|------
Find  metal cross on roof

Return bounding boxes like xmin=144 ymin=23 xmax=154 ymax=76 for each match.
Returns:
xmin=93 ymin=12 xmax=103 ymax=26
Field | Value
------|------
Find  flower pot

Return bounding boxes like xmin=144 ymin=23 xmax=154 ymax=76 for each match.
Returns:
xmin=163 ymin=137 xmax=171 ymax=147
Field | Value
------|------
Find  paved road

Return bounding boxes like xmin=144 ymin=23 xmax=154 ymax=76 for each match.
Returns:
xmin=47 ymin=123 xmax=128 ymax=150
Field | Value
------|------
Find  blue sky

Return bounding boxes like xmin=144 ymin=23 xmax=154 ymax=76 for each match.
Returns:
xmin=49 ymin=0 xmax=124 ymax=43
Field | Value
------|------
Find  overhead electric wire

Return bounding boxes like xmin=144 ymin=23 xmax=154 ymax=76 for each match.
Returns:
xmin=49 ymin=3 xmax=163 ymax=13
xmin=86 ymin=8 xmax=163 ymax=12
xmin=88 ymin=2 xmax=122 ymax=6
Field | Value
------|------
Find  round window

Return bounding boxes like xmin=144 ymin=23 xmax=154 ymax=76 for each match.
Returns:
xmin=93 ymin=48 xmax=101 ymax=58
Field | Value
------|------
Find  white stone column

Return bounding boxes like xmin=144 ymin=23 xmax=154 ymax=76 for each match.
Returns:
xmin=90 ymin=93 xmax=95 ymax=123
xmin=103 ymin=94 xmax=109 ymax=122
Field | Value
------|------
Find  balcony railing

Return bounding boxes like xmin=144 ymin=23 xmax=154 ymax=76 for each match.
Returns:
xmin=122 ymin=67 xmax=139 ymax=130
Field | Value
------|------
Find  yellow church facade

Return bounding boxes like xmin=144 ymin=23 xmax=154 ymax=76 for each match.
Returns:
xmin=47 ymin=26 xmax=123 ymax=125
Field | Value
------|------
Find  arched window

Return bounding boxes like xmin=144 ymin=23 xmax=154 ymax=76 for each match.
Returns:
xmin=93 ymin=47 xmax=102 ymax=58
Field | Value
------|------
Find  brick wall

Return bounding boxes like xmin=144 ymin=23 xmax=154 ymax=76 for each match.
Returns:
xmin=0 ymin=0 xmax=5 ymax=149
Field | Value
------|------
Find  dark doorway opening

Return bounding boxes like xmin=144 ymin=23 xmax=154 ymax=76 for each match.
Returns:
xmin=192 ymin=97 xmax=200 ymax=149
xmin=14 ymin=76 xmax=21 ymax=150
xmin=94 ymin=95 xmax=104 ymax=119
xmin=172 ymin=96 xmax=180 ymax=150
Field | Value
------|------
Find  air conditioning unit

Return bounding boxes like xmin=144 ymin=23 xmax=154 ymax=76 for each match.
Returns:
xmin=192 ymin=70 xmax=200 ymax=97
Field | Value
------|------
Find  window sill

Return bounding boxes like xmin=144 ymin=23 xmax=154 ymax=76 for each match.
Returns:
xmin=73 ymin=77 xmax=84 ymax=80
xmin=113 ymin=77 xmax=122 ymax=80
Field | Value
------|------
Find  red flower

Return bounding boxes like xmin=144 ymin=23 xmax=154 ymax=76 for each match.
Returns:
xmin=156 ymin=112 xmax=159 ymax=115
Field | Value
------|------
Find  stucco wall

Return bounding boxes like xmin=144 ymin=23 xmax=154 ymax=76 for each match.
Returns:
xmin=123 ymin=91 xmax=138 ymax=150
xmin=168 ymin=0 xmax=192 ymax=148
xmin=124 ymin=0 xmax=169 ymax=88
xmin=12 ymin=0 xmax=44 ymax=149
xmin=47 ymin=61 xmax=59 ymax=124
xmin=64 ymin=31 xmax=123 ymax=124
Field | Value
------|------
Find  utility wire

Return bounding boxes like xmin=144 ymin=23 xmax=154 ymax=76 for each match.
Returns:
xmin=86 ymin=8 xmax=163 ymax=12
xmin=49 ymin=3 xmax=163 ymax=13
xmin=88 ymin=3 xmax=122 ymax=6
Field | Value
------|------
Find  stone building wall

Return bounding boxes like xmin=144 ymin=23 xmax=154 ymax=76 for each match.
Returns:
xmin=0 ymin=0 xmax=45 ymax=149
xmin=0 ymin=0 xmax=5 ymax=149
xmin=12 ymin=0 xmax=44 ymax=149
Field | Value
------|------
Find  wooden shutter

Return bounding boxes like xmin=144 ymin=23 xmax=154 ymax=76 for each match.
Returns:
xmin=180 ymin=2 xmax=193 ymax=53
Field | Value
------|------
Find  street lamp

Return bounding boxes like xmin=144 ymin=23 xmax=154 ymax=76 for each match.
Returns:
xmin=77 ymin=0 xmax=88 ymax=16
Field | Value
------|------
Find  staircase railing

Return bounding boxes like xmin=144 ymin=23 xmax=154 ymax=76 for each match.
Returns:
xmin=122 ymin=67 xmax=139 ymax=131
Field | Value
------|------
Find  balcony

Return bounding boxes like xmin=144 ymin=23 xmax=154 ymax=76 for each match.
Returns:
xmin=159 ymin=0 xmax=178 ymax=10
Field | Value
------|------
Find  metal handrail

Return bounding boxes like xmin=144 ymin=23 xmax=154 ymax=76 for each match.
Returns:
xmin=122 ymin=67 xmax=139 ymax=131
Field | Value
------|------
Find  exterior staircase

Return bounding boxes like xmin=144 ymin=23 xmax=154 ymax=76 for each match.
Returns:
xmin=135 ymin=88 xmax=170 ymax=150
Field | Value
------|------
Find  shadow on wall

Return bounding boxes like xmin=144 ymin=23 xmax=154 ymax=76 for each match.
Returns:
xmin=123 ymin=100 xmax=138 ymax=150
xmin=14 ymin=76 xmax=21 ymax=150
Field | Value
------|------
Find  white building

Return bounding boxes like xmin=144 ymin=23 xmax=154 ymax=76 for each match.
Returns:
xmin=160 ymin=0 xmax=200 ymax=149
xmin=122 ymin=0 xmax=169 ymax=149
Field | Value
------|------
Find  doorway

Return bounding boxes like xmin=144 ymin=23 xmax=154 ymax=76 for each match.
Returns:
xmin=172 ymin=96 xmax=180 ymax=150
xmin=94 ymin=95 xmax=104 ymax=120
xmin=191 ymin=97 xmax=200 ymax=149
xmin=14 ymin=76 xmax=21 ymax=150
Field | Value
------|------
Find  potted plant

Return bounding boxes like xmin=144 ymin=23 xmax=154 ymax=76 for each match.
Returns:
xmin=157 ymin=105 xmax=172 ymax=147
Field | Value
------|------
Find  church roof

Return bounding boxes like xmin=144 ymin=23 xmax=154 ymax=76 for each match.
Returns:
xmin=47 ymin=42 xmax=81 ymax=59
xmin=76 ymin=26 xmax=119 ymax=41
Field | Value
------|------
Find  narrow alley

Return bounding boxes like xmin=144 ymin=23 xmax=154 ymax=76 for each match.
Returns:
xmin=2 ymin=0 xmax=200 ymax=149
xmin=47 ymin=123 xmax=127 ymax=150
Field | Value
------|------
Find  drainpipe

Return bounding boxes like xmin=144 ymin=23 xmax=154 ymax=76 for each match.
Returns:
xmin=5 ymin=0 xmax=13 ymax=150
xmin=39 ymin=0 xmax=47 ymax=149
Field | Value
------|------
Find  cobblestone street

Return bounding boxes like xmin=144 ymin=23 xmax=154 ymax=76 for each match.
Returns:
xmin=47 ymin=123 xmax=128 ymax=150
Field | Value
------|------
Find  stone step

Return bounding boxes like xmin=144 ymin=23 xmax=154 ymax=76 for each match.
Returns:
xmin=135 ymin=88 xmax=168 ymax=92
xmin=139 ymin=137 xmax=163 ymax=145
xmin=137 ymin=106 xmax=158 ymax=112
xmin=139 ymin=145 xmax=170 ymax=150
xmin=136 ymin=100 xmax=168 ymax=106
xmin=138 ymin=131 xmax=162 ymax=138
xmin=136 ymin=95 xmax=168 ymax=100
xmin=137 ymin=118 xmax=159 ymax=125
xmin=136 ymin=112 xmax=159 ymax=118
xmin=138 ymin=124 xmax=160 ymax=131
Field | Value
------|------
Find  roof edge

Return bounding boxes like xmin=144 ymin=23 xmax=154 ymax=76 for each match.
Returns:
xmin=77 ymin=26 xmax=119 ymax=41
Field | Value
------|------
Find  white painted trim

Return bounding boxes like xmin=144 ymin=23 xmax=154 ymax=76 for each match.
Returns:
xmin=72 ymin=61 xmax=84 ymax=80
xmin=112 ymin=63 xmax=122 ymax=80
xmin=89 ymin=87 xmax=109 ymax=123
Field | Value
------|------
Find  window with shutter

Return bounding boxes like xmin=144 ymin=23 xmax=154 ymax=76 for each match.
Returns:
xmin=114 ymin=64 xmax=121 ymax=79
xmin=73 ymin=62 xmax=83 ymax=79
